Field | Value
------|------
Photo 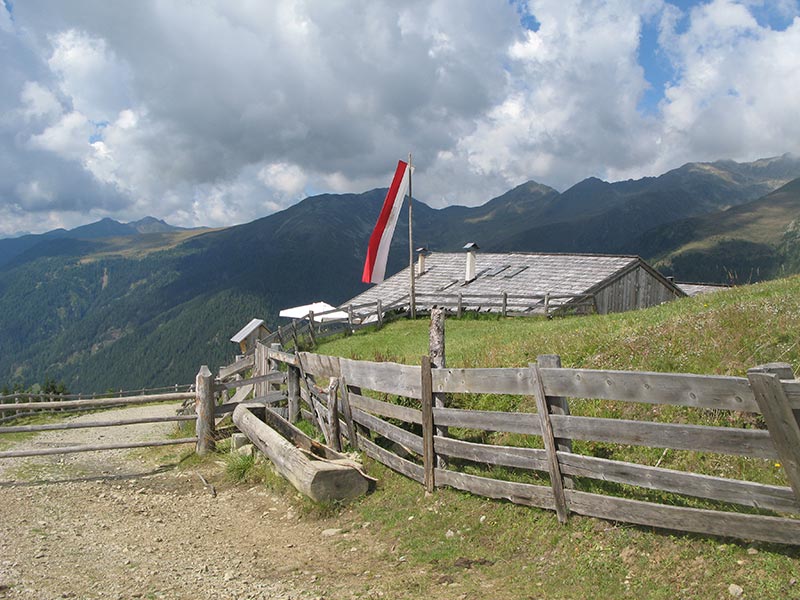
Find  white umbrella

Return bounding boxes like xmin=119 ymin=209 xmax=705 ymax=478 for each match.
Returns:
xmin=279 ymin=301 xmax=348 ymax=322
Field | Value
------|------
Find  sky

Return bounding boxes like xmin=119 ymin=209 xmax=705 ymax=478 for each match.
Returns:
xmin=1 ymin=0 xmax=799 ymax=236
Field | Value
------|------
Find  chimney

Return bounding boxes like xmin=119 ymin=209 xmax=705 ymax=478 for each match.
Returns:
xmin=416 ymin=247 xmax=430 ymax=276
xmin=463 ymin=242 xmax=479 ymax=282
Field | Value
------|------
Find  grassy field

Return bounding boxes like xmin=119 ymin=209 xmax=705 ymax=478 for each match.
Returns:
xmin=300 ymin=275 xmax=800 ymax=598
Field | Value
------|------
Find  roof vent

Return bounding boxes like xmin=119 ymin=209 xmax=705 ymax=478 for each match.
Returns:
xmin=463 ymin=242 xmax=479 ymax=282
xmin=416 ymin=246 xmax=430 ymax=276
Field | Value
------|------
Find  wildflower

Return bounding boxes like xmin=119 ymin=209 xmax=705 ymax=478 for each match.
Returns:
xmin=775 ymin=462 xmax=782 ymax=468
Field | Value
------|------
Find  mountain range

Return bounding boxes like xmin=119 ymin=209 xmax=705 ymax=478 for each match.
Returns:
xmin=2 ymin=154 xmax=800 ymax=393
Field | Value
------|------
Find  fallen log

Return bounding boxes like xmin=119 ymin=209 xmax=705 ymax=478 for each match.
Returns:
xmin=232 ymin=405 xmax=370 ymax=502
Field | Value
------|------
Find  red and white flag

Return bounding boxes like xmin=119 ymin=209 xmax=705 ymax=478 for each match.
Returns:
xmin=362 ymin=160 xmax=413 ymax=284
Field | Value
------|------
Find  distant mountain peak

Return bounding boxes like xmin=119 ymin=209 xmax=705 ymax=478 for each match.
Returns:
xmin=127 ymin=216 xmax=182 ymax=234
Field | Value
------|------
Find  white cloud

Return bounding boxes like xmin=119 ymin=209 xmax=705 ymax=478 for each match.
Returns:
xmin=1 ymin=0 xmax=799 ymax=233
xmin=28 ymin=111 xmax=93 ymax=160
xmin=47 ymin=29 xmax=132 ymax=122
xmin=19 ymin=81 xmax=62 ymax=121
xmin=257 ymin=162 xmax=308 ymax=199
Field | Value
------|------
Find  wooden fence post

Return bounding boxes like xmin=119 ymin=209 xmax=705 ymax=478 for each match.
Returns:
xmin=537 ymin=354 xmax=573 ymax=489
xmin=254 ymin=342 xmax=266 ymax=398
xmin=457 ymin=293 xmax=463 ymax=318
xmin=530 ymin=362 xmax=569 ymax=523
xmin=430 ymin=307 xmax=448 ymax=468
xmin=376 ymin=300 xmax=383 ymax=329
xmin=544 ymin=293 xmax=551 ymax=317
xmin=339 ymin=377 xmax=358 ymax=450
xmin=287 ymin=364 xmax=301 ymax=423
xmin=327 ymin=378 xmax=341 ymax=451
xmin=269 ymin=343 xmax=283 ymax=391
xmin=307 ymin=313 xmax=317 ymax=347
xmin=501 ymin=292 xmax=508 ymax=318
xmin=748 ymin=363 xmax=800 ymax=502
xmin=421 ymin=355 xmax=436 ymax=493
xmin=195 ymin=365 xmax=216 ymax=455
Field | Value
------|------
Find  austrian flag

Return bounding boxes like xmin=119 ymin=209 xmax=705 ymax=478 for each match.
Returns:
xmin=361 ymin=160 xmax=413 ymax=284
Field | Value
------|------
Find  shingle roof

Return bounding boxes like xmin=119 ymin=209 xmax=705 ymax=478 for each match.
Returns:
xmin=344 ymin=252 xmax=641 ymax=314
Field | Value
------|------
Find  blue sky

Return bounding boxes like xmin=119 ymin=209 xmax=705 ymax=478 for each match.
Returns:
xmin=1 ymin=0 xmax=799 ymax=234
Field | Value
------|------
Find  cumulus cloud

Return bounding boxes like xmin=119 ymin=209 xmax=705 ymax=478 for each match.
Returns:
xmin=0 ymin=0 xmax=798 ymax=235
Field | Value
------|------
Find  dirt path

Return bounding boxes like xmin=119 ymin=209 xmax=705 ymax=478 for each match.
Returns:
xmin=0 ymin=406 xmax=415 ymax=600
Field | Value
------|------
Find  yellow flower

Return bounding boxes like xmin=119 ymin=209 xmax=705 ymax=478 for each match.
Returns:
xmin=775 ymin=462 xmax=782 ymax=468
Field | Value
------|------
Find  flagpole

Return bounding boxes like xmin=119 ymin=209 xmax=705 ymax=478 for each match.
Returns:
xmin=408 ymin=152 xmax=416 ymax=319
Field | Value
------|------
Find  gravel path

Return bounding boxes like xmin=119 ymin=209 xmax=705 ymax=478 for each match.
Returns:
xmin=0 ymin=406 xmax=397 ymax=600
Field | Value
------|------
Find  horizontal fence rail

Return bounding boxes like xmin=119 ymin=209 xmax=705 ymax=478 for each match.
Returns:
xmin=0 ymin=385 xmax=200 ymax=461
xmin=261 ymin=348 xmax=800 ymax=546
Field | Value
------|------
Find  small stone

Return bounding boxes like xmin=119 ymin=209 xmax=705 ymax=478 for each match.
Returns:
xmin=479 ymin=515 xmax=486 ymax=524
xmin=445 ymin=529 xmax=455 ymax=539
xmin=223 ymin=571 xmax=236 ymax=581
xmin=746 ymin=548 xmax=758 ymax=555
xmin=728 ymin=584 xmax=744 ymax=597
xmin=322 ymin=528 xmax=342 ymax=536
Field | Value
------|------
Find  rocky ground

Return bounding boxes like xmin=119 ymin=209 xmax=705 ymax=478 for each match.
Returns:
xmin=0 ymin=405 xmax=429 ymax=600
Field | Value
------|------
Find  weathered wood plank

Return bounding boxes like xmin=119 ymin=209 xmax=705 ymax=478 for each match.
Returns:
xmin=218 ymin=372 xmax=285 ymax=390
xmin=432 ymin=368 xmax=532 ymax=395
xmin=351 ymin=407 xmax=423 ymax=455
xmin=297 ymin=352 xmax=341 ymax=378
xmin=421 ymin=356 xmax=436 ymax=493
xmin=340 ymin=358 xmax=422 ymax=399
xmin=261 ymin=406 xmax=346 ymax=461
xmin=267 ymin=348 xmax=299 ymax=366
xmin=565 ymin=489 xmax=800 ymax=546
xmin=432 ymin=407 xmax=542 ymax=436
xmin=339 ymin=379 xmax=358 ymax=451
xmin=233 ymin=405 xmax=369 ymax=502
xmin=214 ymin=391 xmax=285 ymax=416
xmin=435 ymin=469 xmax=556 ymax=511
xmin=531 ymin=363 xmax=569 ymax=523
xmin=0 ymin=438 xmax=198 ymax=459
xmin=549 ymin=415 xmax=776 ymax=458
xmin=358 ymin=437 xmax=424 ymax=483
xmin=328 ymin=379 xmax=342 ymax=452
xmin=538 ymin=354 xmax=573 ymax=489
xmin=0 ymin=392 xmax=194 ymax=413
xmin=0 ymin=414 xmax=196 ymax=434
xmin=541 ymin=368 xmax=758 ymax=412
xmin=748 ymin=370 xmax=800 ymax=502
xmin=434 ymin=436 xmax=548 ymax=471
xmin=219 ymin=355 xmax=255 ymax=380
xmin=557 ymin=452 xmax=799 ymax=514
xmin=347 ymin=393 xmax=422 ymax=424
xmin=195 ymin=365 xmax=216 ymax=455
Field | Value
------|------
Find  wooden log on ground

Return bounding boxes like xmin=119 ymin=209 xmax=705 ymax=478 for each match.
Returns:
xmin=232 ymin=405 xmax=370 ymax=502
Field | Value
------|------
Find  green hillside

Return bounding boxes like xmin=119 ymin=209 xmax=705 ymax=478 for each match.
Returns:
xmin=640 ymin=178 xmax=800 ymax=283
xmin=257 ymin=276 xmax=800 ymax=599
xmin=319 ymin=274 xmax=800 ymax=377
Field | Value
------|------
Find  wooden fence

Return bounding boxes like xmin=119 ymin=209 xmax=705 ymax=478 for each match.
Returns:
xmin=0 ymin=385 xmax=200 ymax=460
xmin=258 ymin=348 xmax=800 ymax=546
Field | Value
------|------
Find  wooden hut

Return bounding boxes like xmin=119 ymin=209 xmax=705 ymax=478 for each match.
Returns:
xmin=343 ymin=251 xmax=687 ymax=317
